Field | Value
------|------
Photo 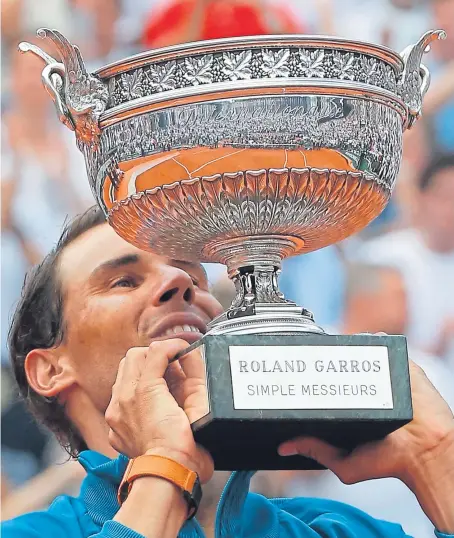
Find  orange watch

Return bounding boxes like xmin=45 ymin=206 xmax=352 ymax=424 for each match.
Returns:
xmin=118 ymin=454 xmax=202 ymax=519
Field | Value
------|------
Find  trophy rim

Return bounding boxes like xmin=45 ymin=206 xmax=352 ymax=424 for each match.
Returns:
xmin=100 ymin=79 xmax=408 ymax=127
xmin=95 ymin=34 xmax=405 ymax=79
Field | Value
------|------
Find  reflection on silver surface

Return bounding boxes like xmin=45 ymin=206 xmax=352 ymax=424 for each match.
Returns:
xmin=20 ymin=29 xmax=445 ymax=333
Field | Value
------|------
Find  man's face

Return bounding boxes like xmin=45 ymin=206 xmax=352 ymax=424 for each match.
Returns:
xmin=57 ymin=223 xmax=223 ymax=412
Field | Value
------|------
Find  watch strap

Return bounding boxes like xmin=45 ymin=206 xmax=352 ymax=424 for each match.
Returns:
xmin=118 ymin=454 xmax=201 ymax=519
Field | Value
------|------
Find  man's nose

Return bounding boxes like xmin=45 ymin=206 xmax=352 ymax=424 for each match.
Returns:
xmin=152 ymin=267 xmax=195 ymax=306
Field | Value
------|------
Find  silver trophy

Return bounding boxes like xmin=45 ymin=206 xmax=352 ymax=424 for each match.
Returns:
xmin=21 ymin=29 xmax=445 ymax=470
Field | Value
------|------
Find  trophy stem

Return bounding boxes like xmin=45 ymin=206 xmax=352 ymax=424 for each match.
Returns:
xmin=231 ymin=265 xmax=289 ymax=307
xmin=203 ymin=235 xmax=304 ymax=277
xmin=205 ymin=237 xmax=324 ymax=336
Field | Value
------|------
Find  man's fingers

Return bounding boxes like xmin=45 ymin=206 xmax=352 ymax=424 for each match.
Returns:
xmin=112 ymin=357 xmax=125 ymax=390
xmin=278 ymin=436 xmax=394 ymax=484
xmin=165 ymin=361 xmax=186 ymax=406
xmin=278 ymin=437 xmax=345 ymax=469
xmin=123 ymin=347 xmax=148 ymax=377
xmin=143 ymin=339 xmax=191 ymax=379
xmin=178 ymin=348 xmax=205 ymax=381
xmin=195 ymin=444 xmax=215 ymax=485
xmin=111 ymin=348 xmax=147 ymax=406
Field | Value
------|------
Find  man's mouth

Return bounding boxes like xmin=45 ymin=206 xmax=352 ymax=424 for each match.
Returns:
xmin=163 ymin=325 xmax=202 ymax=336
xmin=148 ymin=313 xmax=207 ymax=344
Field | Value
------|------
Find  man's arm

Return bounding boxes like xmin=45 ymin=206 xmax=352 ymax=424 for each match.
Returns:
xmin=100 ymin=340 xmax=214 ymax=538
xmin=403 ymin=428 xmax=454 ymax=535
xmin=110 ymin=476 xmax=187 ymax=538
xmin=279 ymin=361 xmax=454 ymax=535
xmin=1 ymin=475 xmax=188 ymax=538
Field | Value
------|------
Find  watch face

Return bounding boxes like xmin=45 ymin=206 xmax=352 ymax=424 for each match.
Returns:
xmin=184 ymin=476 xmax=202 ymax=520
xmin=118 ymin=481 xmax=130 ymax=505
xmin=118 ymin=459 xmax=134 ymax=505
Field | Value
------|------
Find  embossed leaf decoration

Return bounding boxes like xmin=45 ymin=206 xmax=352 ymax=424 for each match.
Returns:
xmin=222 ymin=50 xmax=252 ymax=80
xmin=338 ymin=53 xmax=355 ymax=80
xmin=184 ymin=55 xmax=214 ymax=85
xmin=262 ymin=49 xmax=290 ymax=77
xmin=149 ymin=61 xmax=177 ymax=91
xmin=299 ymin=49 xmax=325 ymax=77
xmin=121 ymin=69 xmax=144 ymax=99
xmin=365 ymin=57 xmax=378 ymax=78
xmin=108 ymin=77 xmax=116 ymax=102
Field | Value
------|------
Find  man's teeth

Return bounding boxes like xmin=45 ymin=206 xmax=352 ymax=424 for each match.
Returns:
xmin=164 ymin=325 xmax=200 ymax=336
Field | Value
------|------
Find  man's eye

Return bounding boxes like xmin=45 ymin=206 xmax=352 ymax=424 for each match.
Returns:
xmin=111 ymin=277 xmax=137 ymax=289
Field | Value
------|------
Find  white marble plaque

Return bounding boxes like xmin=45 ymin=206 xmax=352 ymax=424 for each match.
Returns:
xmin=229 ymin=345 xmax=394 ymax=410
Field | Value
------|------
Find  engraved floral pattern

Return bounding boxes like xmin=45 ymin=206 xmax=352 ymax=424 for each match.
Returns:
xmin=364 ymin=57 xmax=382 ymax=86
xmin=184 ymin=55 xmax=214 ymax=85
xmin=384 ymin=65 xmax=397 ymax=92
xmin=261 ymin=49 xmax=290 ymax=78
xmin=333 ymin=52 xmax=356 ymax=81
xmin=108 ymin=76 xmax=122 ymax=107
xmin=105 ymin=48 xmax=400 ymax=109
xmin=298 ymin=49 xmax=325 ymax=78
xmin=222 ymin=50 xmax=252 ymax=81
xmin=121 ymin=68 xmax=145 ymax=99
xmin=148 ymin=60 xmax=177 ymax=92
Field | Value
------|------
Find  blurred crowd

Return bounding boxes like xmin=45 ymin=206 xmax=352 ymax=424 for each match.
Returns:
xmin=1 ymin=0 xmax=454 ymax=536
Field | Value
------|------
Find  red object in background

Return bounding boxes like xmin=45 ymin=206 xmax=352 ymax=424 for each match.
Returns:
xmin=142 ymin=0 xmax=303 ymax=49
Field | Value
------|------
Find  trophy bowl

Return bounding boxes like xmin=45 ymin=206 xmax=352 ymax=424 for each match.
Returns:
xmin=21 ymin=29 xmax=445 ymax=470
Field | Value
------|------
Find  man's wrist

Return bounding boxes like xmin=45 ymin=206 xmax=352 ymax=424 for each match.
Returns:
xmin=116 ymin=475 xmax=188 ymax=538
xmin=144 ymin=447 xmax=200 ymax=475
xmin=404 ymin=427 xmax=454 ymax=534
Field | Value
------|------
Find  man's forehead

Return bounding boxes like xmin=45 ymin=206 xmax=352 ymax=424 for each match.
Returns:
xmin=58 ymin=223 xmax=141 ymax=282
xmin=57 ymin=223 xmax=206 ymax=286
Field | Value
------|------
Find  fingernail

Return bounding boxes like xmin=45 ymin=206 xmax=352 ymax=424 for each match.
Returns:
xmin=278 ymin=444 xmax=298 ymax=457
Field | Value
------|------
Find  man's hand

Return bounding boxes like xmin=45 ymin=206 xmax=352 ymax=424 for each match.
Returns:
xmin=278 ymin=361 xmax=454 ymax=533
xmin=105 ymin=339 xmax=213 ymax=483
xmin=106 ymin=340 xmax=213 ymax=538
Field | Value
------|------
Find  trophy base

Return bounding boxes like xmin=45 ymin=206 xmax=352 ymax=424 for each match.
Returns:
xmin=192 ymin=333 xmax=412 ymax=471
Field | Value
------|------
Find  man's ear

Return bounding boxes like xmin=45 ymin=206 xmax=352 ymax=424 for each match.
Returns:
xmin=24 ymin=348 xmax=75 ymax=399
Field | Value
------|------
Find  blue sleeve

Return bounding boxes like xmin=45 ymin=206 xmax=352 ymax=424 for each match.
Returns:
xmin=274 ymin=497 xmax=454 ymax=538
xmin=0 ymin=496 xmax=145 ymax=538
xmin=251 ymin=495 xmax=413 ymax=537
xmin=1 ymin=509 xmax=85 ymax=538
xmin=89 ymin=521 xmax=145 ymax=537
xmin=1 ymin=515 xmax=145 ymax=538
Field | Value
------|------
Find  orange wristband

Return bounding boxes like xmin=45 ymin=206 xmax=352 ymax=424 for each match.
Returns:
xmin=118 ymin=454 xmax=202 ymax=519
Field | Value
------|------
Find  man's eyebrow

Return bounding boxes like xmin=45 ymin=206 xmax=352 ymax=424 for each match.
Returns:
xmin=90 ymin=254 xmax=140 ymax=279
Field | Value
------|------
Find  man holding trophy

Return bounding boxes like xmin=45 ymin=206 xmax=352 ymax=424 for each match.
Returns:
xmin=3 ymin=27 xmax=454 ymax=537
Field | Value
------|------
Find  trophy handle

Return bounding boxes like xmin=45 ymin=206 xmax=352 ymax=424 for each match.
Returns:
xmin=398 ymin=29 xmax=446 ymax=129
xmin=18 ymin=28 xmax=109 ymax=149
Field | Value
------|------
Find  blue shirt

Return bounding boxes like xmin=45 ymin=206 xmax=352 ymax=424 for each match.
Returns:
xmin=2 ymin=450 xmax=452 ymax=538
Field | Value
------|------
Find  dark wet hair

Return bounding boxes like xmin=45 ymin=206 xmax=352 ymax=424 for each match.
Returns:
xmin=8 ymin=206 xmax=106 ymax=457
